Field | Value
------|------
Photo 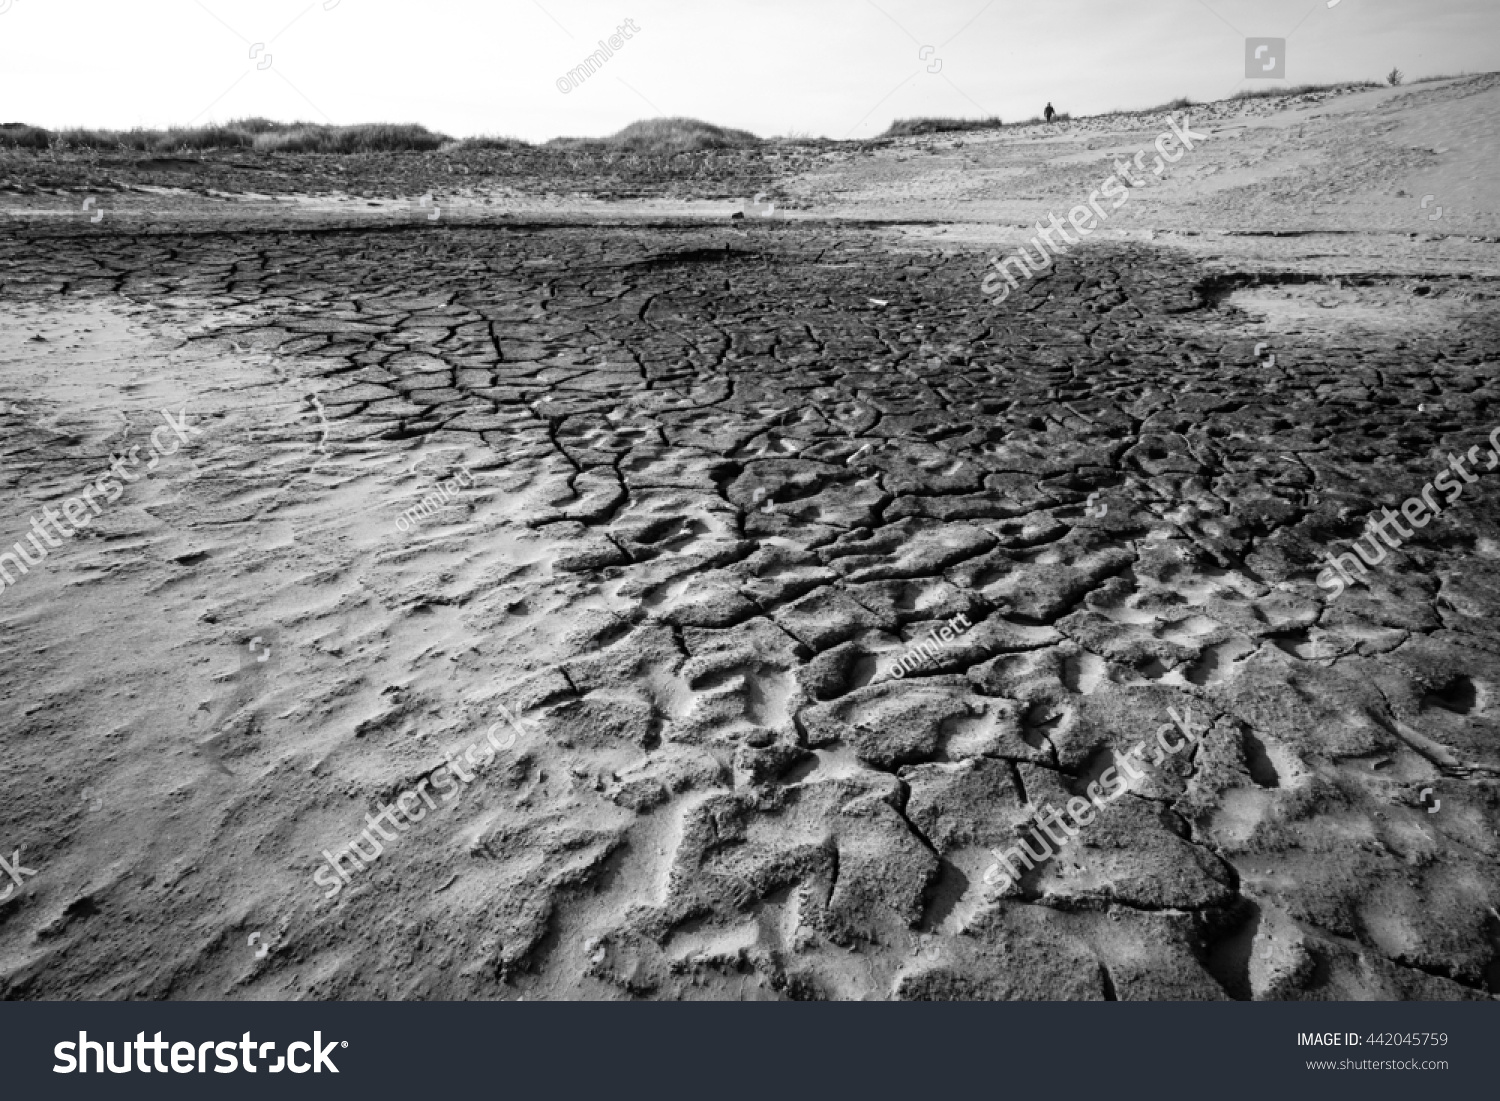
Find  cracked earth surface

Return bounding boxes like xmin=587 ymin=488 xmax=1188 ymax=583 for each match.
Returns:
xmin=1 ymin=219 xmax=1499 ymax=1001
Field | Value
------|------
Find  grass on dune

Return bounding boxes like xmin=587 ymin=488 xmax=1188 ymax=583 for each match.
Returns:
xmin=1 ymin=115 xmax=770 ymax=158
xmin=445 ymin=134 xmax=531 ymax=152
xmin=878 ymin=116 xmax=1003 ymax=138
xmin=893 ymin=78 xmax=1402 ymax=141
xmin=5 ymin=72 xmax=1484 ymax=159
xmin=0 ymin=119 xmax=451 ymax=153
xmin=546 ymin=117 xmax=762 ymax=155
xmin=1230 ymin=80 xmax=1379 ymax=100
xmin=251 ymin=123 xmax=449 ymax=153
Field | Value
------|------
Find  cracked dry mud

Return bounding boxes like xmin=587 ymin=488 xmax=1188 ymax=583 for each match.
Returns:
xmin=1 ymin=218 xmax=1499 ymax=1002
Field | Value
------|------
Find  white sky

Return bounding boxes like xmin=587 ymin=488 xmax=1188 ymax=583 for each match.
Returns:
xmin=1 ymin=0 xmax=1496 ymax=141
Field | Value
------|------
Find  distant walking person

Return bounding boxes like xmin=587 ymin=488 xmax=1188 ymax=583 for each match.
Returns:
xmin=1044 ymin=102 xmax=1056 ymax=123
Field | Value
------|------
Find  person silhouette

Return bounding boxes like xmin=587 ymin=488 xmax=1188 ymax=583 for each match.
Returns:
xmin=1044 ymin=102 xmax=1056 ymax=123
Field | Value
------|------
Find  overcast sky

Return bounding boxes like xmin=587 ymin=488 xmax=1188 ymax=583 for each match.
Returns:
xmin=2 ymin=0 xmax=1496 ymax=141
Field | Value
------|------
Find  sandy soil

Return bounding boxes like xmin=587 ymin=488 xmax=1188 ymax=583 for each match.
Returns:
xmin=1 ymin=76 xmax=1498 ymax=1001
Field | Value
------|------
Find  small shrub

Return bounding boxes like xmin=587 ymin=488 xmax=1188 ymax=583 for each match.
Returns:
xmin=54 ymin=127 xmax=126 ymax=149
xmin=0 ymin=123 xmax=53 ymax=149
xmin=1387 ymin=66 xmax=1404 ymax=86
xmin=156 ymin=125 xmax=254 ymax=151
xmin=229 ymin=117 xmax=288 ymax=134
